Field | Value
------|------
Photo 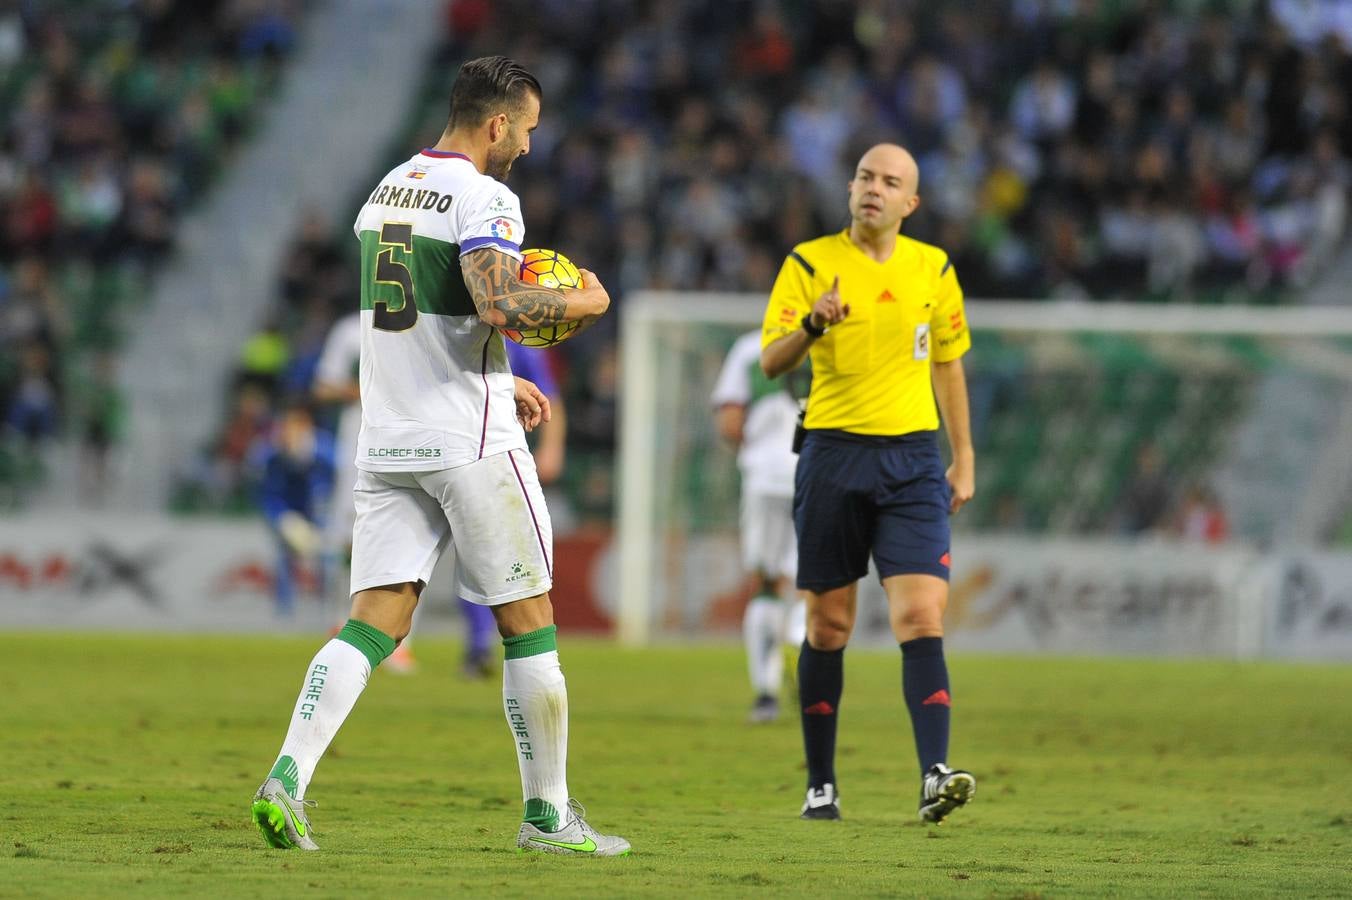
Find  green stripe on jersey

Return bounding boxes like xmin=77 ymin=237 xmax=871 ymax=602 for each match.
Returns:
xmin=359 ymin=230 xmax=477 ymax=318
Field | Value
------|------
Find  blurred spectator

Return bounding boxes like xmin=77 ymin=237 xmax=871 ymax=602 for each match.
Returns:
xmin=0 ymin=256 xmax=67 ymax=351
xmin=1010 ymin=62 xmax=1076 ymax=144
xmin=5 ymin=169 xmax=58 ymax=257
xmin=56 ymin=158 xmax=123 ymax=259
xmin=223 ymin=380 xmax=273 ymax=458
xmin=1119 ymin=442 xmax=1173 ymax=535
xmin=280 ymin=211 xmax=348 ymax=308
xmin=181 ymin=381 xmax=275 ymax=509
xmin=1175 ymin=484 xmax=1230 ymax=544
xmin=0 ymin=5 xmax=23 ymax=68
xmin=781 ymin=85 xmax=852 ymax=204
xmin=225 ymin=0 xmax=300 ymax=59
xmin=237 ymin=319 xmax=291 ymax=398
xmin=77 ymin=351 xmax=125 ymax=506
xmin=118 ymin=159 xmax=176 ymax=269
xmin=255 ymin=400 xmax=335 ymax=614
xmin=4 ymin=341 xmax=59 ymax=444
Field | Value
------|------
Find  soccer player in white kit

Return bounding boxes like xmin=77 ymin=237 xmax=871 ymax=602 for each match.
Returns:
xmin=312 ymin=313 xmax=361 ymax=558
xmin=250 ymin=56 xmax=629 ymax=856
xmin=311 ymin=316 xmax=360 ymax=590
xmin=712 ymin=330 xmax=808 ymax=723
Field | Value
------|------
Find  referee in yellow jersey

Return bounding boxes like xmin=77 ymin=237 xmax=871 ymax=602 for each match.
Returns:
xmin=761 ymin=143 xmax=976 ymax=824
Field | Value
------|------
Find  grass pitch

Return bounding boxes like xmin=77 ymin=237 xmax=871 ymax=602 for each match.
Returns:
xmin=2 ymin=634 xmax=1350 ymax=898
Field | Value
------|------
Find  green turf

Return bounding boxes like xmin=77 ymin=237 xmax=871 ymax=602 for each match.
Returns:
xmin=1 ymin=635 xmax=1349 ymax=898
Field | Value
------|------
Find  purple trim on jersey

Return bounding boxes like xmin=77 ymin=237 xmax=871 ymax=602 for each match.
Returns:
xmin=478 ymin=335 xmax=491 ymax=460
xmin=459 ymin=236 xmax=521 ymax=255
xmin=508 ymin=449 xmax=552 ymax=579
xmin=505 ymin=342 xmax=558 ymax=397
xmin=421 ymin=148 xmax=472 ymax=160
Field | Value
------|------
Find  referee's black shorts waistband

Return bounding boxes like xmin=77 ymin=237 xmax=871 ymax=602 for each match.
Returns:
xmin=802 ymin=428 xmax=939 ymax=449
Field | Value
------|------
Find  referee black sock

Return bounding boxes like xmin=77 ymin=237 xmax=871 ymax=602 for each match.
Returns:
xmin=901 ymin=637 xmax=951 ymax=775
xmin=798 ymin=641 xmax=844 ymax=790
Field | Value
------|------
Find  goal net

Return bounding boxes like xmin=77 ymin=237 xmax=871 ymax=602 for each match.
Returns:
xmin=615 ymin=292 xmax=1352 ymax=654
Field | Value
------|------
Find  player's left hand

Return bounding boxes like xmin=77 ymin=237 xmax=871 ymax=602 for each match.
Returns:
xmin=514 ymin=376 xmax=551 ymax=432
xmin=946 ymin=456 xmax=975 ymax=515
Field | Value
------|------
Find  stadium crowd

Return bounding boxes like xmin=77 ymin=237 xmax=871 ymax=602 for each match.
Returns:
xmin=133 ymin=1 xmax=1352 ymax=527
xmin=0 ymin=0 xmax=303 ymax=505
xmin=444 ymin=0 xmax=1352 ymax=304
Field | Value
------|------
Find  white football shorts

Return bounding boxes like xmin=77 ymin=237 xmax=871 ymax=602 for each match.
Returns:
xmin=349 ymin=449 xmax=553 ymax=605
xmin=741 ymin=490 xmax=797 ymax=580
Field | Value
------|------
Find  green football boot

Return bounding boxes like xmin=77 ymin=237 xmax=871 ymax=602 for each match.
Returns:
xmin=516 ymin=800 xmax=630 ymax=857
xmin=251 ymin=777 xmax=319 ymax=850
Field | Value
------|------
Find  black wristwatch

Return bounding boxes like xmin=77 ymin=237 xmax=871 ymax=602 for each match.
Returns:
xmin=801 ymin=313 xmax=827 ymax=338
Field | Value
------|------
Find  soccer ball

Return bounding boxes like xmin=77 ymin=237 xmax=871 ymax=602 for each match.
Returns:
xmin=503 ymin=248 xmax=584 ymax=348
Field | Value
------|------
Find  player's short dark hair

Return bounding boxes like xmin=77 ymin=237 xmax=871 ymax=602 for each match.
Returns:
xmin=448 ymin=55 xmax=541 ymax=129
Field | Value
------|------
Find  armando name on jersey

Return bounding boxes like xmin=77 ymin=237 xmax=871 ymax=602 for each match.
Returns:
xmin=366 ymin=182 xmax=455 ymax=214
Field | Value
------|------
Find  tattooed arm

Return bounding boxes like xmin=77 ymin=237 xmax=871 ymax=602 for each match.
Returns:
xmin=460 ymin=249 xmax=610 ymax=329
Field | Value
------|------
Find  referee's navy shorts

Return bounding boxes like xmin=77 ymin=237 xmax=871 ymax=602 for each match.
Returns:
xmin=793 ymin=429 xmax=951 ymax=593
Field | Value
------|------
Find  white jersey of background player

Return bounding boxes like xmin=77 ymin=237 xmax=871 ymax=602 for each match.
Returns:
xmin=251 ymin=56 xmax=627 ymax=856
xmin=712 ymin=330 xmax=808 ymax=723
xmin=313 ymin=312 xmax=360 ymax=552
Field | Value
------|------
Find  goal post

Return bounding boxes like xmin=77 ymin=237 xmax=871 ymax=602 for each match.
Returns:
xmin=616 ymin=294 xmax=768 ymax=645
xmin=615 ymin=292 xmax=1352 ymax=652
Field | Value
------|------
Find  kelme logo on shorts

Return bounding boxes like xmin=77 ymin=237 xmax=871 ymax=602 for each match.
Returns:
xmin=506 ymin=561 xmax=531 ymax=583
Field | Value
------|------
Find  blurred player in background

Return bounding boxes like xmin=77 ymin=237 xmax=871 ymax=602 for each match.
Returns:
xmin=250 ymin=56 xmax=629 ymax=856
xmin=761 ymin=143 xmax=977 ymax=824
xmin=461 ymin=338 xmax=566 ymax=678
xmin=711 ymin=330 xmax=807 ymax=723
xmin=256 ymin=400 xmax=336 ymax=615
xmin=313 ymin=311 xmax=417 ymax=672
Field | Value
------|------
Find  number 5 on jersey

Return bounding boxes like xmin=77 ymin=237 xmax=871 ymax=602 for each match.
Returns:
xmin=371 ymin=222 xmax=418 ymax=332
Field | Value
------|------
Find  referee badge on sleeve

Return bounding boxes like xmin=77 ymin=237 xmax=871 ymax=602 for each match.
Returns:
xmin=913 ymin=323 xmax=930 ymax=360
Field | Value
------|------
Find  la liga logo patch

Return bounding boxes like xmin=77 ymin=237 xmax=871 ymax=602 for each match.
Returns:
xmin=490 ymin=218 xmax=515 ymax=241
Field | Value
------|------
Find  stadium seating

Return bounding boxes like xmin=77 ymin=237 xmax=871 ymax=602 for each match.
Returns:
xmin=187 ymin=2 xmax=1352 ymax=534
xmin=0 ymin=0 xmax=302 ymax=507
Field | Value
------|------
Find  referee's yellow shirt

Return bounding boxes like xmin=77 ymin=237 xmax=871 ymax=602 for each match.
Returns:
xmin=761 ymin=230 xmax=970 ymax=436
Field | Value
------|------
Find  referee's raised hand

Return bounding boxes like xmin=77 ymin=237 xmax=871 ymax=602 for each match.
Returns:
xmin=810 ymin=276 xmax=850 ymax=330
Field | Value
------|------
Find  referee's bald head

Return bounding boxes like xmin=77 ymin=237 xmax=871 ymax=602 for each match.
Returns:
xmin=859 ymin=144 xmax=919 ymax=188
xmin=848 ymin=143 xmax=921 ymax=233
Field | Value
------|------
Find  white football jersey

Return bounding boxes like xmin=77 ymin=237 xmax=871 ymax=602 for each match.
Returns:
xmin=351 ymin=149 xmax=527 ymax=471
xmin=710 ymin=331 xmax=801 ymax=498
xmin=314 ymin=312 xmax=362 ymax=466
